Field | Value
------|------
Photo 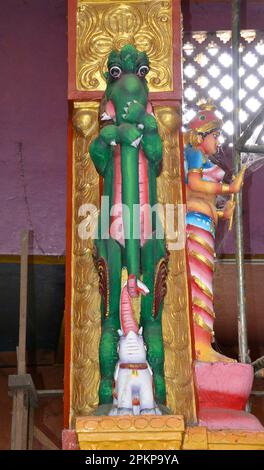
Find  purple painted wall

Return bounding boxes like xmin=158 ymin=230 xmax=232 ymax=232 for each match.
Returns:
xmin=0 ymin=0 xmax=67 ymax=255
xmin=0 ymin=1 xmax=263 ymax=255
xmin=182 ymin=0 xmax=264 ymax=32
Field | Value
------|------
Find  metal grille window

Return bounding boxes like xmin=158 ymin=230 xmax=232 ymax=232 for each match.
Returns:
xmin=183 ymin=30 xmax=264 ymax=146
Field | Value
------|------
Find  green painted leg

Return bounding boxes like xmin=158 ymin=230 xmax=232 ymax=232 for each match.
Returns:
xmin=140 ymin=237 xmax=166 ymax=404
xmin=96 ymin=237 xmax=122 ymax=404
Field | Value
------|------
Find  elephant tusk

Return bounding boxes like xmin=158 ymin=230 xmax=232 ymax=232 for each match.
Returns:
xmin=131 ymin=135 xmax=143 ymax=148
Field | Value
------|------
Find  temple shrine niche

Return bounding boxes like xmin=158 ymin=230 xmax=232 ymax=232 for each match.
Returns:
xmin=63 ymin=0 xmax=264 ymax=450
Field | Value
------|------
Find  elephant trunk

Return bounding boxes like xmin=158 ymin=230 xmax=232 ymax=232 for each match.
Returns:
xmin=120 ymin=282 xmax=138 ymax=335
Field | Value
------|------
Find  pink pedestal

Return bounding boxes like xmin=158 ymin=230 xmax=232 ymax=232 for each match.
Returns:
xmin=62 ymin=429 xmax=79 ymax=450
xmin=199 ymin=408 xmax=264 ymax=431
xmin=194 ymin=361 xmax=264 ymax=431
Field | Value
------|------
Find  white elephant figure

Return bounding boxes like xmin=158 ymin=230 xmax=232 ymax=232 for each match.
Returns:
xmin=109 ymin=279 xmax=161 ymax=416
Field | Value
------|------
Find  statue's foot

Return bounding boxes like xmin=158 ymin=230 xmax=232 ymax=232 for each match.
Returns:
xmin=196 ymin=345 xmax=237 ymax=363
xmin=140 ymin=408 xmax=157 ymax=415
xmin=155 ymin=405 xmax=162 ymax=415
xmin=108 ymin=406 xmax=118 ymax=416
xmin=140 ymin=405 xmax=162 ymax=415
xmin=116 ymin=407 xmax=133 ymax=416
xmin=110 ymin=406 xmax=163 ymax=416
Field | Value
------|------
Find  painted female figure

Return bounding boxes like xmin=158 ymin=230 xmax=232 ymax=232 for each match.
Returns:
xmin=184 ymin=102 xmax=245 ymax=362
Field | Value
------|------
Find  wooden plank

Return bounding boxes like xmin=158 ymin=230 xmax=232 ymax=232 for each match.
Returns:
xmin=10 ymin=231 xmax=30 ymax=449
xmin=8 ymin=374 xmax=38 ymax=407
xmin=28 ymin=406 xmax=34 ymax=450
xmin=10 ymin=393 xmax=17 ymax=449
xmin=34 ymin=426 xmax=60 ymax=450
xmin=37 ymin=389 xmax=63 ymax=398
xmin=12 ymin=390 xmax=28 ymax=450
xmin=22 ymin=394 xmax=29 ymax=450
xmin=18 ymin=230 xmax=29 ymax=375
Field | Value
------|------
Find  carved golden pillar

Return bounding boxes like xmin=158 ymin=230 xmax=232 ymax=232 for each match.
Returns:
xmin=70 ymin=103 xmax=101 ymax=423
xmin=65 ymin=1 xmax=197 ymax=443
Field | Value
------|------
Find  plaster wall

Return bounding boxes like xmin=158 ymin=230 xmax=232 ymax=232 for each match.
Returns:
xmin=0 ymin=0 xmax=67 ymax=255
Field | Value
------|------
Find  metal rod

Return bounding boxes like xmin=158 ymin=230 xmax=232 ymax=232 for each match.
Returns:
xmin=250 ymin=391 xmax=264 ymax=396
xmin=236 ymin=104 xmax=264 ymax=149
xmin=239 ymin=145 xmax=264 ymax=154
xmin=232 ymin=0 xmax=249 ymax=363
xmin=37 ymin=389 xmax=64 ymax=398
xmin=217 ymin=257 xmax=264 ymax=265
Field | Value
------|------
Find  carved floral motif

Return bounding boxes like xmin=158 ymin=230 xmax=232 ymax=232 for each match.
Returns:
xmin=77 ymin=1 xmax=173 ymax=92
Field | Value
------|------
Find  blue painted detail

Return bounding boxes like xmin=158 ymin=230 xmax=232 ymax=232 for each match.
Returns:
xmin=186 ymin=211 xmax=216 ymax=238
xmin=184 ymin=144 xmax=214 ymax=183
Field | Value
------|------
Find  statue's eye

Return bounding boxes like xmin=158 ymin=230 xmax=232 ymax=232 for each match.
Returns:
xmin=137 ymin=65 xmax=149 ymax=77
xmin=109 ymin=66 xmax=122 ymax=79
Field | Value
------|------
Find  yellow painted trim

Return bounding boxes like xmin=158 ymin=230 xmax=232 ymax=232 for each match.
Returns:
xmin=218 ymin=254 xmax=264 ymax=261
xmin=187 ymin=232 xmax=215 ymax=256
xmin=192 ymin=276 xmax=213 ymax=300
xmin=189 ymin=250 xmax=214 ymax=271
xmin=193 ymin=312 xmax=213 ymax=334
xmin=188 ymin=168 xmax=203 ymax=175
xmin=192 ymin=297 xmax=215 ymax=319
xmin=0 ymin=255 xmax=65 ymax=265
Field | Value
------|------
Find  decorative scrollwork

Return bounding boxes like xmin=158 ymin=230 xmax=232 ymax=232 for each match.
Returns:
xmin=77 ymin=1 xmax=173 ymax=92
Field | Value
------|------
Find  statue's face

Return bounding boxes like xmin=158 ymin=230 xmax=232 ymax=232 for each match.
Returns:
xmin=200 ymin=131 xmax=220 ymax=156
xmin=105 ymin=45 xmax=149 ymax=124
